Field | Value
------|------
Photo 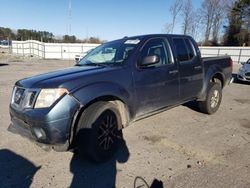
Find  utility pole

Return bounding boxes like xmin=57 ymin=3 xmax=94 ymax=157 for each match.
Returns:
xmin=67 ymin=0 xmax=72 ymax=66
xmin=68 ymin=0 xmax=72 ymax=35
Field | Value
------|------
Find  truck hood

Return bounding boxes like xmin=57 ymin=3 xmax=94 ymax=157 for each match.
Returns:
xmin=16 ymin=65 xmax=112 ymax=90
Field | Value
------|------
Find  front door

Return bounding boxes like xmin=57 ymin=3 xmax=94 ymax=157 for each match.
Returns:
xmin=133 ymin=38 xmax=180 ymax=116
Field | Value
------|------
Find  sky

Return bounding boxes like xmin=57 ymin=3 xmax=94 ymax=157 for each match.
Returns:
xmin=1 ymin=0 xmax=202 ymax=41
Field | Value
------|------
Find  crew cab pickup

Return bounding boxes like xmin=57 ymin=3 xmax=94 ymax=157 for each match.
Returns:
xmin=9 ymin=34 xmax=233 ymax=162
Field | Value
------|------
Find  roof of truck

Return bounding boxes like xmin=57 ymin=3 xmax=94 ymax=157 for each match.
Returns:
xmin=124 ymin=34 xmax=192 ymax=39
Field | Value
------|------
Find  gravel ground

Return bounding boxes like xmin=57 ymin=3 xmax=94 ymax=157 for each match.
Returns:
xmin=0 ymin=56 xmax=250 ymax=188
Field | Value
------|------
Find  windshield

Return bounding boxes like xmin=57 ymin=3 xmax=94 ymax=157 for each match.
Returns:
xmin=247 ymin=59 xmax=250 ymax=64
xmin=78 ymin=38 xmax=140 ymax=66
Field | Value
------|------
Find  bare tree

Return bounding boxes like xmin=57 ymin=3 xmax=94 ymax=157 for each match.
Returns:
xmin=181 ymin=0 xmax=193 ymax=35
xmin=190 ymin=10 xmax=203 ymax=41
xmin=163 ymin=23 xmax=173 ymax=34
xmin=201 ymin=0 xmax=233 ymax=44
xmin=180 ymin=1 xmax=202 ymax=41
xmin=169 ymin=0 xmax=183 ymax=33
xmin=211 ymin=0 xmax=232 ymax=44
xmin=211 ymin=10 xmax=223 ymax=44
xmin=201 ymin=0 xmax=218 ymax=44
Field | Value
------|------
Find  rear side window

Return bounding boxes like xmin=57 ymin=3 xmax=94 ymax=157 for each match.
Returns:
xmin=173 ymin=38 xmax=189 ymax=62
xmin=173 ymin=38 xmax=197 ymax=62
xmin=184 ymin=39 xmax=195 ymax=59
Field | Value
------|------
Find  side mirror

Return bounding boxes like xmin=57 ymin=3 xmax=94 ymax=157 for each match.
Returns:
xmin=240 ymin=62 xmax=245 ymax=65
xmin=141 ymin=55 xmax=159 ymax=67
xmin=74 ymin=59 xmax=81 ymax=66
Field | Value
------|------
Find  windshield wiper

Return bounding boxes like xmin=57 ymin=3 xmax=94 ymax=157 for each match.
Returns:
xmin=76 ymin=63 xmax=107 ymax=67
xmin=76 ymin=62 xmax=122 ymax=67
xmin=86 ymin=63 xmax=107 ymax=67
xmin=96 ymin=62 xmax=123 ymax=66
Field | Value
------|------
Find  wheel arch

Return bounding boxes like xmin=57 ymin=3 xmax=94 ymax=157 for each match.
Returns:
xmin=69 ymin=95 xmax=130 ymax=148
xmin=198 ymin=67 xmax=225 ymax=101
xmin=210 ymin=72 xmax=224 ymax=88
xmin=79 ymin=95 xmax=130 ymax=128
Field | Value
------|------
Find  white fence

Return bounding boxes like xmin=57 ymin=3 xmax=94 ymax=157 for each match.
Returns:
xmin=199 ymin=46 xmax=250 ymax=63
xmin=11 ymin=40 xmax=250 ymax=63
xmin=11 ymin=40 xmax=99 ymax=60
xmin=0 ymin=45 xmax=10 ymax=53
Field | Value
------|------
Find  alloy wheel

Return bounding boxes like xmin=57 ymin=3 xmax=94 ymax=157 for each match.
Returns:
xmin=210 ymin=89 xmax=220 ymax=108
xmin=98 ymin=111 xmax=121 ymax=150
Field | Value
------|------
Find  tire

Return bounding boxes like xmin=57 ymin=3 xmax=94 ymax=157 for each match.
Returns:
xmin=234 ymin=76 xmax=240 ymax=83
xmin=76 ymin=101 xmax=123 ymax=162
xmin=198 ymin=82 xmax=222 ymax=114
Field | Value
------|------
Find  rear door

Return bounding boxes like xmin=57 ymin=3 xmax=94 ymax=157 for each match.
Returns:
xmin=172 ymin=37 xmax=203 ymax=100
xmin=133 ymin=37 xmax=180 ymax=116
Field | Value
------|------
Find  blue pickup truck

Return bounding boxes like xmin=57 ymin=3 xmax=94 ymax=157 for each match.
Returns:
xmin=9 ymin=34 xmax=232 ymax=162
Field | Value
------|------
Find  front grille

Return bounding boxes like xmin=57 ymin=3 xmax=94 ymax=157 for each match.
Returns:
xmin=22 ymin=91 xmax=37 ymax=108
xmin=29 ymin=92 xmax=36 ymax=106
xmin=12 ymin=87 xmax=39 ymax=108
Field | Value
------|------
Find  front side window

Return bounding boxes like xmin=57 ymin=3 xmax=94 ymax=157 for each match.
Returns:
xmin=140 ymin=38 xmax=171 ymax=66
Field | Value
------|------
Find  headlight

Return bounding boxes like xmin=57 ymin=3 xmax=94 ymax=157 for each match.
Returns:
xmin=240 ymin=66 xmax=246 ymax=72
xmin=34 ymin=88 xmax=68 ymax=108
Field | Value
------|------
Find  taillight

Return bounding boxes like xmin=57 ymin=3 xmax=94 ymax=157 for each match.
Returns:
xmin=229 ymin=58 xmax=233 ymax=71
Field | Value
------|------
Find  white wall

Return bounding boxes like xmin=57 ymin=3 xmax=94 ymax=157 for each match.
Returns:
xmin=12 ymin=40 xmax=250 ymax=63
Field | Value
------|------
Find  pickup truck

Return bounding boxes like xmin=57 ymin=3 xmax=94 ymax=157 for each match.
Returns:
xmin=9 ymin=34 xmax=233 ymax=162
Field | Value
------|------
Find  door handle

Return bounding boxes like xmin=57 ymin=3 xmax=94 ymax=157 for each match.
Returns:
xmin=194 ymin=66 xmax=202 ymax=70
xmin=169 ymin=70 xmax=179 ymax=74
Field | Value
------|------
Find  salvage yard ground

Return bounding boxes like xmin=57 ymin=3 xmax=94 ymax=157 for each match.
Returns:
xmin=0 ymin=55 xmax=250 ymax=188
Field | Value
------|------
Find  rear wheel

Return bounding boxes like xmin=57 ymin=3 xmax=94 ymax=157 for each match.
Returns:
xmin=198 ymin=82 xmax=222 ymax=114
xmin=76 ymin=101 xmax=123 ymax=162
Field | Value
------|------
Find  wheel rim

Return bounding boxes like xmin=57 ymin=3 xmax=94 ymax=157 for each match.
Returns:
xmin=97 ymin=110 xmax=121 ymax=150
xmin=210 ymin=89 xmax=220 ymax=108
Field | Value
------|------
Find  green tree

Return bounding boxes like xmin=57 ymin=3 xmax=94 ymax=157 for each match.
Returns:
xmin=0 ymin=27 xmax=16 ymax=40
xmin=0 ymin=27 xmax=104 ymax=43
xmin=223 ymin=0 xmax=250 ymax=46
xmin=88 ymin=37 xmax=102 ymax=44
xmin=62 ymin=35 xmax=76 ymax=43
xmin=16 ymin=29 xmax=54 ymax=42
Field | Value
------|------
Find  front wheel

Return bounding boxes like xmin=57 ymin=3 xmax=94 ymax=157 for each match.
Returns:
xmin=198 ymin=82 xmax=222 ymax=114
xmin=76 ymin=101 xmax=123 ymax=162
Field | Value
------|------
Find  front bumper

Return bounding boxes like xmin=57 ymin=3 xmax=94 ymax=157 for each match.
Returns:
xmin=9 ymin=94 xmax=80 ymax=151
xmin=237 ymin=69 xmax=250 ymax=82
xmin=237 ymin=72 xmax=250 ymax=82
